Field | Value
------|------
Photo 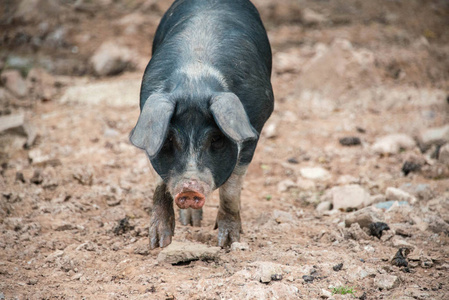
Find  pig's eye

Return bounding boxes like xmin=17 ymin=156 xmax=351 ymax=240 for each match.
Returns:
xmin=211 ymin=134 xmax=225 ymax=150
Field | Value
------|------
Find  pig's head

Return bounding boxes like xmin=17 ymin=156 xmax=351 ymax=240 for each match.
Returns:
xmin=130 ymin=92 xmax=258 ymax=209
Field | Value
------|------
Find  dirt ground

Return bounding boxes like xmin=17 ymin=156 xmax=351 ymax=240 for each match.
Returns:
xmin=1 ymin=0 xmax=449 ymax=299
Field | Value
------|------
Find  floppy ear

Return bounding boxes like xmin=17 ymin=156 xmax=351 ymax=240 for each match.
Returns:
xmin=210 ymin=92 xmax=258 ymax=143
xmin=129 ymin=93 xmax=175 ymax=158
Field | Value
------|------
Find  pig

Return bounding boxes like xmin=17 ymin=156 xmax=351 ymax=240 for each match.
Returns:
xmin=130 ymin=0 xmax=274 ymax=249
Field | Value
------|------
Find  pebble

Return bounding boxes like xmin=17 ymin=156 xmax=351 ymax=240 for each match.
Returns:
xmin=316 ymin=201 xmax=332 ymax=213
xmin=299 ymin=167 xmax=330 ymax=180
xmin=417 ymin=125 xmax=449 ymax=151
xmin=0 ymin=113 xmax=36 ymax=148
xmin=372 ymin=133 xmax=416 ymax=154
xmin=1 ymin=69 xmax=28 ymax=98
xmin=374 ymin=274 xmax=399 ymax=290
xmin=374 ymin=200 xmax=409 ymax=210
xmin=325 ymin=184 xmax=371 ymax=211
xmin=399 ymin=183 xmax=433 ymax=201
xmin=386 ymin=187 xmax=417 ymax=204
xmin=230 ymin=242 xmax=250 ymax=251
xmin=439 ymin=143 xmax=449 ymax=164
xmin=344 ymin=207 xmax=382 ymax=228
xmin=251 ymin=261 xmax=284 ymax=283
xmin=277 ymin=179 xmax=297 ymax=193
xmin=90 ymin=41 xmax=135 ymax=76
xmin=264 ymin=122 xmax=278 ymax=138
xmin=339 ymin=136 xmax=361 ymax=146
xmin=296 ymin=178 xmax=316 ymax=190
xmin=157 ymin=241 xmax=221 ymax=264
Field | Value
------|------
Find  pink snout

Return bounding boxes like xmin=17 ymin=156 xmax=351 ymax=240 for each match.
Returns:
xmin=174 ymin=190 xmax=205 ymax=209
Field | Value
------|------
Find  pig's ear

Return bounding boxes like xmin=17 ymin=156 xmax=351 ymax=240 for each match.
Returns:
xmin=210 ymin=93 xmax=258 ymax=143
xmin=129 ymin=93 xmax=175 ymax=158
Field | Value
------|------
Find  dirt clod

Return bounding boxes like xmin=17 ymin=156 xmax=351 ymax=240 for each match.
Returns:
xmin=113 ymin=217 xmax=134 ymax=235
xmin=369 ymin=222 xmax=390 ymax=239
xmin=339 ymin=136 xmax=361 ymax=146
xmin=333 ymin=263 xmax=343 ymax=272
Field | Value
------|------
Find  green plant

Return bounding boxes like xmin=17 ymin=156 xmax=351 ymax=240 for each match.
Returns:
xmin=331 ymin=286 xmax=356 ymax=297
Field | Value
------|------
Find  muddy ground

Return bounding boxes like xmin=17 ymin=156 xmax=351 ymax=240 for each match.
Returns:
xmin=1 ymin=0 xmax=449 ymax=299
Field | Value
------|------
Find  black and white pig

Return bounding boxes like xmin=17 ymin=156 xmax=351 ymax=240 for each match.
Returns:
xmin=130 ymin=0 xmax=274 ymax=249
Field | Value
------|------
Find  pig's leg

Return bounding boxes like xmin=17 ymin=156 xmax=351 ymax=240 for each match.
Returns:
xmin=149 ymin=182 xmax=175 ymax=249
xmin=215 ymin=166 xmax=247 ymax=247
xmin=179 ymin=208 xmax=203 ymax=227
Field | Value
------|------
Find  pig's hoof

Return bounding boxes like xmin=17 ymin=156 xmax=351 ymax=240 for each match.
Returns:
xmin=215 ymin=218 xmax=242 ymax=248
xmin=179 ymin=208 xmax=203 ymax=227
xmin=149 ymin=215 xmax=175 ymax=249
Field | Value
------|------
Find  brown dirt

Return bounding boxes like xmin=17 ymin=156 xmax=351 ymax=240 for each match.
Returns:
xmin=1 ymin=0 xmax=449 ymax=299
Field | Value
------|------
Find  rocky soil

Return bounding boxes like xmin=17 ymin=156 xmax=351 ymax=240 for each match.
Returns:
xmin=1 ymin=0 xmax=449 ymax=299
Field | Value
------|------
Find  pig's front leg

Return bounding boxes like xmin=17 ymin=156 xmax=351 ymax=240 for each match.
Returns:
xmin=215 ymin=166 xmax=247 ymax=248
xmin=149 ymin=182 xmax=175 ymax=249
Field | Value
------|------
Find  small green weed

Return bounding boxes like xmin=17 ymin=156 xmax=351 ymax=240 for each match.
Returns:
xmin=331 ymin=286 xmax=356 ymax=296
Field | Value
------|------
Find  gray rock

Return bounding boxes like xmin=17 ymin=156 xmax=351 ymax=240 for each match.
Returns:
xmin=374 ymin=200 xmax=409 ymax=210
xmin=386 ymin=187 xmax=417 ymax=204
xmin=374 ymin=274 xmax=399 ymax=290
xmin=345 ymin=206 xmax=382 ymax=228
xmin=372 ymin=134 xmax=416 ymax=154
xmin=439 ymin=143 xmax=449 ymax=164
xmin=157 ymin=241 xmax=221 ymax=264
xmin=325 ymin=184 xmax=371 ymax=211
xmin=299 ymin=167 xmax=330 ymax=180
xmin=90 ymin=41 xmax=135 ymax=76
xmin=1 ymin=69 xmax=28 ymax=98
xmin=417 ymin=125 xmax=449 ymax=151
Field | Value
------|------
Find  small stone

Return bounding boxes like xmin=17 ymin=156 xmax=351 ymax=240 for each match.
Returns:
xmin=439 ymin=143 xmax=449 ymax=164
xmin=316 ymin=201 xmax=332 ymax=213
xmin=374 ymin=274 xmax=399 ymax=290
xmin=251 ymin=261 xmax=284 ymax=283
xmin=157 ymin=241 xmax=221 ymax=264
xmin=374 ymin=200 xmax=409 ymax=210
xmin=302 ymin=8 xmax=327 ymax=25
xmin=302 ymin=275 xmax=314 ymax=283
xmin=369 ymin=222 xmax=390 ymax=238
xmin=417 ymin=125 xmax=449 ymax=151
xmin=345 ymin=223 xmax=371 ymax=241
xmin=402 ymin=161 xmax=422 ymax=176
xmin=333 ymin=263 xmax=343 ymax=271
xmin=320 ymin=289 xmax=332 ymax=298
xmin=299 ymin=167 xmax=330 ymax=180
xmin=0 ymin=113 xmax=36 ymax=148
xmin=113 ymin=217 xmax=134 ymax=235
xmin=372 ymin=134 xmax=416 ymax=155
xmin=1 ymin=70 xmax=28 ymax=98
xmin=90 ymin=41 xmax=136 ymax=76
xmin=134 ymin=244 xmax=150 ymax=256
xmin=386 ymin=187 xmax=416 ymax=204
xmin=273 ymin=210 xmax=295 ymax=224
xmin=339 ymin=136 xmax=361 ymax=146
xmin=277 ymin=179 xmax=297 ymax=193
xmin=296 ymin=178 xmax=316 ymax=190
xmin=326 ymin=184 xmax=372 ymax=211
xmin=30 ymin=169 xmax=43 ymax=185
xmin=230 ymin=242 xmax=250 ymax=251
xmin=264 ymin=122 xmax=278 ymax=139
xmin=15 ymin=172 xmax=26 ymax=183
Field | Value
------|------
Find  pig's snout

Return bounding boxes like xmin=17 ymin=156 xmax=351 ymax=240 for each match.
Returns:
xmin=174 ymin=181 xmax=207 ymax=209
